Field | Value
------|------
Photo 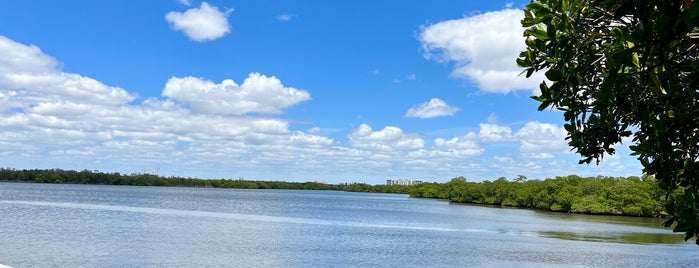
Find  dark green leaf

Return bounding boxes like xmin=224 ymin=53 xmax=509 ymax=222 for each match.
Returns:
xmin=545 ymin=69 xmax=564 ymax=81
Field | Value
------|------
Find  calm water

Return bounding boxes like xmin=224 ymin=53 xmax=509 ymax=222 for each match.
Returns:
xmin=1 ymin=183 xmax=698 ymax=267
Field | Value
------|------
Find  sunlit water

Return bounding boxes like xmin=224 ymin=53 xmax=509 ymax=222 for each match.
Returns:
xmin=1 ymin=182 xmax=697 ymax=267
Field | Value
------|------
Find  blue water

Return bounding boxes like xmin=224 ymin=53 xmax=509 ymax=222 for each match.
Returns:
xmin=0 ymin=182 xmax=697 ymax=267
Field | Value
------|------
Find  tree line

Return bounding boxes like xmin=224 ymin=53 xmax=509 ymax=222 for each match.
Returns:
xmin=0 ymin=168 xmax=409 ymax=193
xmin=0 ymin=168 xmax=676 ymax=218
xmin=409 ymin=175 xmax=665 ymax=217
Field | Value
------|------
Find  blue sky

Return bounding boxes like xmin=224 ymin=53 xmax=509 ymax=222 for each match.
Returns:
xmin=0 ymin=1 xmax=642 ymax=184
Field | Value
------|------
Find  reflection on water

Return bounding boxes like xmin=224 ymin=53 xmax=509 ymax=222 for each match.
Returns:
xmin=537 ymin=231 xmax=685 ymax=244
xmin=531 ymin=207 xmax=687 ymax=244
xmin=449 ymin=202 xmax=688 ymax=245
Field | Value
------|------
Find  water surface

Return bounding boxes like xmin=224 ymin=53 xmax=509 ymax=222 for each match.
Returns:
xmin=0 ymin=182 xmax=697 ymax=267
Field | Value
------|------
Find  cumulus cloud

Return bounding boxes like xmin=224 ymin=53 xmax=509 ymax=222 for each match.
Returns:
xmin=0 ymin=35 xmax=330 ymax=173
xmin=475 ymin=121 xmax=567 ymax=158
xmin=348 ymin=124 xmax=424 ymax=151
xmin=405 ymin=98 xmax=460 ymax=119
xmin=419 ymin=8 xmax=546 ymax=93
xmin=162 ymin=73 xmax=311 ymax=115
xmin=0 ymin=35 xmax=641 ymax=183
xmin=0 ymin=36 xmax=59 ymax=74
xmin=430 ymin=132 xmax=484 ymax=157
xmin=479 ymin=123 xmax=513 ymax=142
xmin=165 ymin=2 xmax=232 ymax=42
xmin=514 ymin=121 xmax=569 ymax=159
xmin=0 ymin=36 xmax=135 ymax=111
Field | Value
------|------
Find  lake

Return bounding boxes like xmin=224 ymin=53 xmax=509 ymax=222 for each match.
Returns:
xmin=0 ymin=182 xmax=697 ymax=267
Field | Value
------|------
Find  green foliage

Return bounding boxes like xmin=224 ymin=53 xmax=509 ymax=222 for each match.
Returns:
xmin=0 ymin=168 xmax=672 ymax=220
xmin=409 ymin=175 xmax=665 ymax=217
xmin=519 ymin=0 xmax=699 ymax=243
xmin=0 ymin=168 xmax=334 ymax=190
xmin=0 ymin=168 xmax=414 ymax=194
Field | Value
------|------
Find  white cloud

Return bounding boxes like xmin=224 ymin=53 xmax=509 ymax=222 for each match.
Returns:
xmin=475 ymin=121 xmax=568 ymax=158
xmin=348 ymin=124 xmax=424 ymax=151
xmin=407 ymin=74 xmax=416 ymax=80
xmin=165 ymin=2 xmax=232 ymax=42
xmin=178 ymin=0 xmax=192 ymax=6
xmin=479 ymin=123 xmax=513 ymax=142
xmin=419 ymin=8 xmax=546 ymax=93
xmin=429 ymin=132 xmax=484 ymax=157
xmin=0 ymin=36 xmax=59 ymax=74
xmin=0 ymin=35 xmax=330 ymax=174
xmin=162 ymin=73 xmax=311 ymax=115
xmin=0 ymin=35 xmax=643 ymax=183
xmin=0 ymin=37 xmax=135 ymax=112
xmin=405 ymin=98 xmax=460 ymax=119
xmin=276 ymin=13 xmax=296 ymax=22
xmin=514 ymin=121 xmax=569 ymax=159
xmin=307 ymin=127 xmax=321 ymax=134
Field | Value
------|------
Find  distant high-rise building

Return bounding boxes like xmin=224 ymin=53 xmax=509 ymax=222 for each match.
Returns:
xmin=386 ymin=179 xmax=423 ymax=186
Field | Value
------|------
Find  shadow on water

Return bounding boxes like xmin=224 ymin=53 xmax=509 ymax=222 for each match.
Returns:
xmin=448 ymin=202 xmax=690 ymax=245
xmin=536 ymin=230 xmax=686 ymax=244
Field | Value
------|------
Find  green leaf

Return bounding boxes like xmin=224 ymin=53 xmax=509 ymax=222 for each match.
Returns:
xmin=673 ymin=220 xmax=695 ymax=233
xmin=525 ymin=37 xmax=537 ymax=49
xmin=663 ymin=216 xmax=676 ymax=227
xmin=564 ymin=123 xmax=575 ymax=132
xmin=650 ymin=72 xmax=667 ymax=94
xmin=516 ymin=58 xmax=528 ymax=67
xmin=631 ymin=52 xmax=640 ymax=68
xmin=527 ymin=25 xmax=550 ymax=40
xmin=545 ymin=69 xmax=564 ymax=81
xmin=526 ymin=68 xmax=535 ymax=78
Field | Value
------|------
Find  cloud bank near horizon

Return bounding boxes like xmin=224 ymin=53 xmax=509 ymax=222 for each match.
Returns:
xmin=0 ymin=31 xmax=636 ymax=182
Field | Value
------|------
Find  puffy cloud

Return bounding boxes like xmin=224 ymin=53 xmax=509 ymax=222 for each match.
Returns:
xmin=165 ymin=2 xmax=232 ymax=42
xmin=429 ymin=132 xmax=484 ymax=157
xmin=348 ymin=124 xmax=424 ymax=151
xmin=0 ymin=35 xmax=641 ymax=183
xmin=0 ymin=36 xmax=58 ymax=74
xmin=162 ymin=73 xmax=311 ymax=115
xmin=476 ymin=121 xmax=568 ymax=158
xmin=479 ymin=123 xmax=513 ymax=142
xmin=405 ymin=98 xmax=460 ymax=119
xmin=0 ymin=35 xmax=330 ymax=174
xmin=514 ymin=121 xmax=569 ymax=159
xmin=419 ymin=8 xmax=546 ymax=93
xmin=0 ymin=36 xmax=135 ymax=111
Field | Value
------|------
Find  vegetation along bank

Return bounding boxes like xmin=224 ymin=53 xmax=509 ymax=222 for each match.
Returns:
xmin=0 ymin=168 xmax=670 ymax=218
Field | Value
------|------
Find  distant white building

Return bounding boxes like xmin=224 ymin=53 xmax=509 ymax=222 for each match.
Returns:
xmin=386 ymin=179 xmax=423 ymax=186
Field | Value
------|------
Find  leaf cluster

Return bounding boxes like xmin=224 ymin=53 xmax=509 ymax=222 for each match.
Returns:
xmin=519 ymin=0 xmax=699 ymax=243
